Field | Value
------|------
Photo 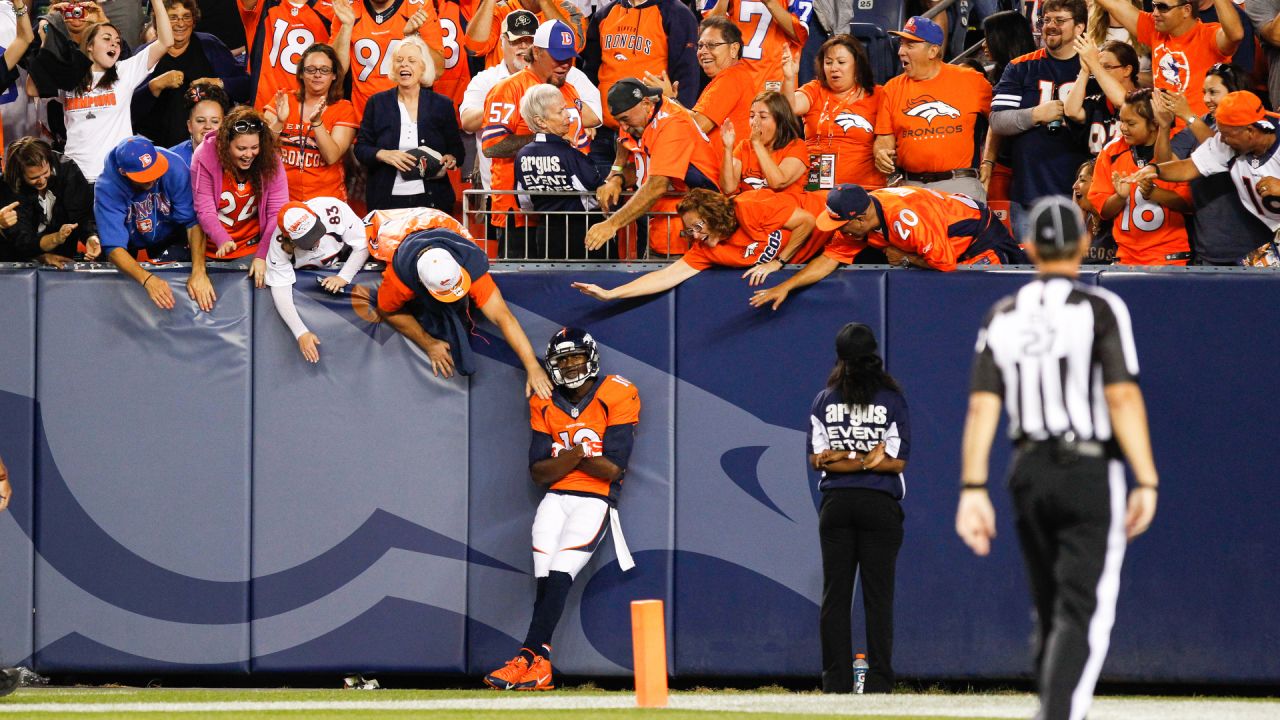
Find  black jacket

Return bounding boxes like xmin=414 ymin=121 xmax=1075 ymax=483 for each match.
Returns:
xmin=355 ymin=87 xmax=465 ymax=210
xmin=0 ymin=154 xmax=97 ymax=261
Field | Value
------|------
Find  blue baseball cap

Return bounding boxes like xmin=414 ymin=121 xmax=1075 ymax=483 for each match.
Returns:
xmin=889 ymin=16 xmax=945 ymax=46
xmin=533 ymin=20 xmax=577 ymax=62
xmin=113 ymin=136 xmax=169 ymax=183
xmin=816 ymin=184 xmax=872 ymax=231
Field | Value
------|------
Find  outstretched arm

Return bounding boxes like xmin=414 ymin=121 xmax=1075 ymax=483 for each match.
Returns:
xmin=573 ymin=258 xmax=701 ymax=301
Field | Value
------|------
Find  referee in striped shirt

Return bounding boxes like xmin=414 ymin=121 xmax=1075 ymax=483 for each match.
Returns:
xmin=955 ymin=196 xmax=1159 ymax=720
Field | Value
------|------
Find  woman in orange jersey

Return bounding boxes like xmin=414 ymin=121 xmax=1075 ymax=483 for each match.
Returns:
xmin=720 ymin=91 xmax=808 ymax=199
xmin=572 ymin=188 xmax=816 ymax=301
xmin=263 ymin=43 xmax=358 ymax=202
xmin=781 ymin=34 xmax=885 ymax=191
xmin=1087 ymin=89 xmax=1192 ymax=266
xmin=191 ymin=107 xmax=289 ymax=282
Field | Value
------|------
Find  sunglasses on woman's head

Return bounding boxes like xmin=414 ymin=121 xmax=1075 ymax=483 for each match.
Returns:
xmin=231 ymin=119 xmax=264 ymax=134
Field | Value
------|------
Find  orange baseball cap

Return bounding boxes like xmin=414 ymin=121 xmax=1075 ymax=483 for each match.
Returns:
xmin=1214 ymin=91 xmax=1280 ymax=128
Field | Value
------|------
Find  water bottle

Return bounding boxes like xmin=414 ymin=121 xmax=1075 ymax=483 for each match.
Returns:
xmin=853 ymin=653 xmax=869 ymax=694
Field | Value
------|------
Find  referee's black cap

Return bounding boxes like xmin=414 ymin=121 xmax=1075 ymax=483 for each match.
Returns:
xmin=1028 ymin=195 xmax=1087 ymax=257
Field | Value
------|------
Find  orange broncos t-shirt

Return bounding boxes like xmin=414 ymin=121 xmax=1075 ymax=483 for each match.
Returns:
xmin=1136 ymin=12 xmax=1230 ymax=119
xmin=268 ymin=95 xmax=360 ymax=201
xmin=799 ymin=81 xmax=885 ymax=188
xmin=874 ymin=63 xmax=991 ymax=174
xmin=342 ymin=0 xmax=444 ymax=117
xmin=681 ymin=190 xmax=797 ymax=269
xmin=733 ymin=137 xmax=808 ymax=199
xmin=692 ymin=62 xmax=755 ymax=150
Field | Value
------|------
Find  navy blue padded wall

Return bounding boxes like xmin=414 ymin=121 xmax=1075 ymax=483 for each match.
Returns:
xmin=32 ymin=268 xmax=251 ymax=672
xmin=467 ymin=270 xmax=676 ymax=677
xmin=884 ymin=269 xmax=1048 ymax=678
xmin=673 ymin=269 xmax=886 ymax=677
xmin=1096 ymin=272 xmax=1280 ymax=682
xmin=250 ymin=270 xmax=470 ymax=672
xmin=0 ymin=268 xmax=36 ymax=667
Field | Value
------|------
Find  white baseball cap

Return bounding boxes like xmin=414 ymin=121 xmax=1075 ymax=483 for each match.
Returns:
xmin=277 ymin=201 xmax=326 ymax=250
xmin=417 ymin=247 xmax=471 ymax=303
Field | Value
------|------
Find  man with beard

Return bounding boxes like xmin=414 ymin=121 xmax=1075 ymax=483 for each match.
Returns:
xmin=989 ymin=0 xmax=1093 ymax=240
xmin=482 ymin=20 xmax=602 ymax=258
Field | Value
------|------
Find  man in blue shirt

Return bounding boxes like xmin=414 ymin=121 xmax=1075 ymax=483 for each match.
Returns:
xmin=990 ymin=0 xmax=1093 ymax=240
xmin=96 ymin=136 xmax=215 ymax=312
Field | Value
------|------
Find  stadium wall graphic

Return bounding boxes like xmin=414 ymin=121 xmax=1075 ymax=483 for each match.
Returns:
xmin=0 ymin=265 xmax=1275 ymax=683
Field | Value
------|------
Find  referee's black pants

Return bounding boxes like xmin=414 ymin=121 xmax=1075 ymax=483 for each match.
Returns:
xmin=1009 ymin=444 xmax=1127 ymax=720
xmin=818 ymin=487 xmax=903 ymax=694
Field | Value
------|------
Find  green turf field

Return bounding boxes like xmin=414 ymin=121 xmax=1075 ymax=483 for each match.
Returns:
xmin=3 ymin=687 xmax=1278 ymax=720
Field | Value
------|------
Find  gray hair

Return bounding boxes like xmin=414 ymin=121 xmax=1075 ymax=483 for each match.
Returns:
xmin=395 ymin=36 xmax=437 ymax=88
xmin=519 ymin=84 xmax=566 ymax=131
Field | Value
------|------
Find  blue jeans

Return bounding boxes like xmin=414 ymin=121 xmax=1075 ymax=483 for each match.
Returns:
xmin=1009 ymin=200 xmax=1030 ymax=245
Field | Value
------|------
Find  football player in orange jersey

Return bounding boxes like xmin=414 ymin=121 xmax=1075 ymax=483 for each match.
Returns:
xmin=484 ymin=327 xmax=640 ymax=691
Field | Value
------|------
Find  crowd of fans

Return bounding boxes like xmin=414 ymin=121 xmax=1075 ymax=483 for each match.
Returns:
xmin=2 ymin=0 xmax=1280 ymax=281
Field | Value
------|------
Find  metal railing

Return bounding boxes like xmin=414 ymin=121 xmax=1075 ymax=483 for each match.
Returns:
xmin=462 ymin=189 xmax=684 ymax=262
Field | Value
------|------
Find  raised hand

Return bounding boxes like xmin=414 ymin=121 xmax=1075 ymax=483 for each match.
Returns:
xmin=721 ymin=118 xmax=736 ymax=149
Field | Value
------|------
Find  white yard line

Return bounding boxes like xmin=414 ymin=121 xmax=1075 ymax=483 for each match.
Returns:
xmin=0 ymin=693 xmax=1274 ymax=719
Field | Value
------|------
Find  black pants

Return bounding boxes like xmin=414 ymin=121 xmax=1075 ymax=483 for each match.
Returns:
xmin=1009 ymin=444 xmax=1126 ymax=720
xmin=818 ymin=488 xmax=903 ymax=694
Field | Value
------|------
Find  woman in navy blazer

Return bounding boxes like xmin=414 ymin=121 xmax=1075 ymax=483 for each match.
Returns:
xmin=356 ymin=37 xmax=465 ymax=214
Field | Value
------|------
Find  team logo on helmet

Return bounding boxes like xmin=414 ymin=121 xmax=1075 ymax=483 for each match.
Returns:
xmin=835 ymin=112 xmax=874 ymax=133
xmin=904 ymin=96 xmax=961 ymax=124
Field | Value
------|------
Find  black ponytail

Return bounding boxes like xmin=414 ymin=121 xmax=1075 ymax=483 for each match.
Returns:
xmin=826 ymin=354 xmax=901 ymax=407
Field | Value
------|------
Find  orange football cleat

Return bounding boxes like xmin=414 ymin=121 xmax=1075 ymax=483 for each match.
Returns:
xmin=514 ymin=654 xmax=554 ymax=691
xmin=483 ymin=654 xmax=530 ymax=690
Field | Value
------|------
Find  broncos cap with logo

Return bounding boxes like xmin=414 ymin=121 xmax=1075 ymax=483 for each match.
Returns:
xmin=533 ymin=20 xmax=578 ymax=62
xmin=114 ymin=136 xmax=169 ymax=183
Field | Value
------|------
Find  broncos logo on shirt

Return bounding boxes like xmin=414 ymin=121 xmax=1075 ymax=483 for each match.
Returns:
xmin=835 ymin=112 xmax=874 ymax=133
xmin=1157 ymin=49 xmax=1190 ymax=92
xmin=904 ymin=97 xmax=962 ymax=124
xmin=742 ymin=176 xmax=768 ymax=190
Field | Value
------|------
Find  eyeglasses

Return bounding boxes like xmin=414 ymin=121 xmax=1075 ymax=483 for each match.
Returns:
xmin=695 ymin=41 xmax=730 ymax=51
xmin=1041 ymin=15 xmax=1074 ymax=27
xmin=167 ymin=14 xmax=194 ymax=25
xmin=1100 ymin=63 xmax=1123 ymax=71
xmin=303 ymin=66 xmax=334 ymax=76
xmin=1150 ymin=1 xmax=1188 ymax=13
xmin=231 ymin=118 xmax=264 ymax=134
xmin=678 ymin=221 xmax=708 ymax=238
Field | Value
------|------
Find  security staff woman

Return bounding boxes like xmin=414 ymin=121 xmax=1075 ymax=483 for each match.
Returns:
xmin=956 ymin=196 xmax=1159 ymax=720
xmin=808 ymin=323 xmax=910 ymax=695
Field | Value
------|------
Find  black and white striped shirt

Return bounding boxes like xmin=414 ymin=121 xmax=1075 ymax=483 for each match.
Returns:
xmin=970 ymin=275 xmax=1140 ymax=443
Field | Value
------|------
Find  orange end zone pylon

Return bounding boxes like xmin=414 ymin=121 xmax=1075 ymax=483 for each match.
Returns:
xmin=630 ymin=599 xmax=668 ymax=708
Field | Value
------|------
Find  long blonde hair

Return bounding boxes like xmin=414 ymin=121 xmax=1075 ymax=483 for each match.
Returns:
xmin=1087 ymin=0 xmax=1149 ymax=57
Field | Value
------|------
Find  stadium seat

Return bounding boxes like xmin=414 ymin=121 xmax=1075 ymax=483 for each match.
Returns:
xmin=849 ymin=2 xmax=906 ymax=85
xmin=849 ymin=22 xmax=902 ymax=85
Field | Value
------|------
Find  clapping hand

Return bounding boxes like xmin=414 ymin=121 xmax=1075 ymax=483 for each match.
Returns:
xmin=1112 ymin=170 xmax=1135 ymax=198
xmin=720 ymin=118 xmax=736 ymax=149
xmin=642 ymin=70 xmax=677 ymax=99
xmin=273 ymin=90 xmax=291 ymax=124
